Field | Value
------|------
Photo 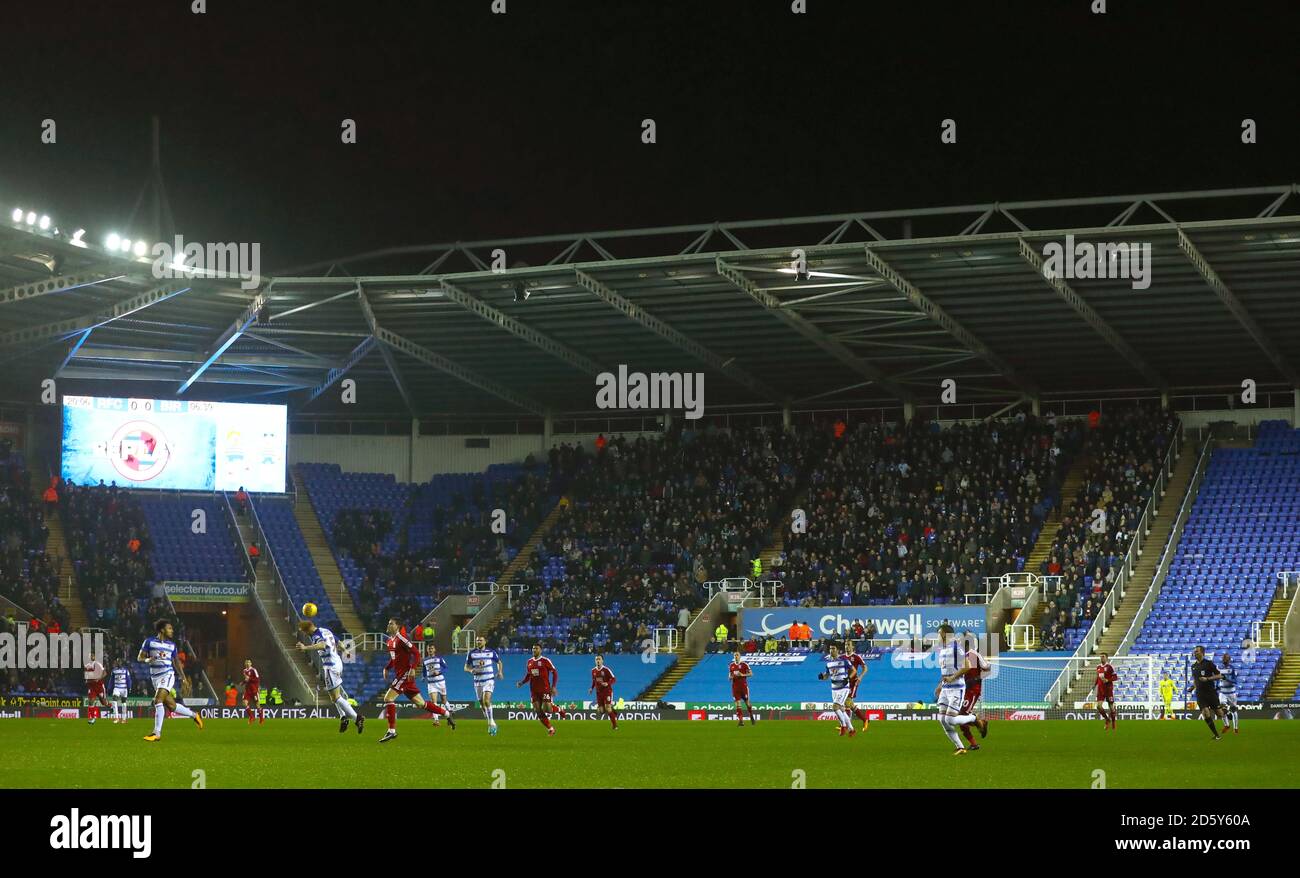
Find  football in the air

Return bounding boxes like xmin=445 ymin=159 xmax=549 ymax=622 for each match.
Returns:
xmin=302 ymin=602 xmax=318 ymax=618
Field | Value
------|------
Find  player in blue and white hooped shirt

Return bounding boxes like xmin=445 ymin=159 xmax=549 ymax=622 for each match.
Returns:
xmin=423 ymin=643 xmax=450 ymax=727
xmin=137 ymin=619 xmax=203 ymax=742
xmin=297 ymin=619 xmax=363 ymax=734
xmin=817 ymin=643 xmax=858 ymax=737
xmin=933 ymin=623 xmax=985 ymax=755
xmin=110 ymin=661 xmax=132 ymax=724
xmin=465 ymin=636 xmax=504 ymax=735
xmin=1218 ymin=652 xmax=1240 ymax=735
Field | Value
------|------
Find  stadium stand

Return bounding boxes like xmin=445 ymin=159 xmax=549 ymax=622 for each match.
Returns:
xmin=136 ymin=495 xmax=246 ymax=582
xmin=251 ymin=495 xmax=341 ymax=632
xmin=298 ymin=462 xmax=551 ymax=629
xmin=780 ymin=414 xmax=1077 ymax=606
xmin=497 ymin=427 xmax=824 ymax=651
xmin=0 ymin=453 xmax=76 ymax=695
xmin=60 ymin=483 xmax=208 ymax=696
xmin=1123 ymin=424 xmax=1297 ymax=701
xmin=1035 ymin=407 xmax=1179 ymax=650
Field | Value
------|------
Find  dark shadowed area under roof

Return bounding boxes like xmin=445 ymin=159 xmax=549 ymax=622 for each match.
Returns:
xmin=2 ymin=185 xmax=1299 ymax=424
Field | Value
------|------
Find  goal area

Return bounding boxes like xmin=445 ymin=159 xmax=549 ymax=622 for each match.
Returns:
xmin=979 ymin=654 xmax=1160 ymax=719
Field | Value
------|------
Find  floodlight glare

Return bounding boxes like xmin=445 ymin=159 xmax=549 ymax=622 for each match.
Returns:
xmin=38 ymin=215 xmax=51 ymax=230
xmin=132 ymin=240 xmax=147 ymax=257
xmin=25 ymin=212 xmax=36 ymax=225
xmin=10 ymin=208 xmax=21 ymax=223
xmin=120 ymin=238 xmax=132 ymax=253
xmin=105 ymin=233 xmax=121 ymax=250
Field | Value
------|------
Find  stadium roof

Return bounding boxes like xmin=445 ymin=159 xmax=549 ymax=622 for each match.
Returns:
xmin=3 ymin=184 xmax=1299 ymax=422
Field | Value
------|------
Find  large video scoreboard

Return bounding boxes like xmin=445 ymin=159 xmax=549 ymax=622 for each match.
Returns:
xmin=61 ymin=396 xmax=287 ymax=492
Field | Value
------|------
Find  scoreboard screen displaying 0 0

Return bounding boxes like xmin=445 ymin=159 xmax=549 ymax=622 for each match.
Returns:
xmin=61 ymin=396 xmax=288 ymax=493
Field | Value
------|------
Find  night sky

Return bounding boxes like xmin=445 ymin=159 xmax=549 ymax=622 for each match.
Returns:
xmin=2 ymin=0 xmax=1297 ymax=272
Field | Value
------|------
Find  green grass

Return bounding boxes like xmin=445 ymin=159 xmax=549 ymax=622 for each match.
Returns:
xmin=2 ymin=717 xmax=1296 ymax=789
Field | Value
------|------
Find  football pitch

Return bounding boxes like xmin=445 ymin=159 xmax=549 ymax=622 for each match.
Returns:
xmin=2 ymin=718 xmax=1296 ymax=789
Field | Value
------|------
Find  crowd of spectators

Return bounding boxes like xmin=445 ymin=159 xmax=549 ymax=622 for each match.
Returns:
xmin=0 ymin=446 xmax=80 ymax=695
xmin=779 ymin=414 xmax=1080 ymax=607
xmin=0 ymin=455 xmax=64 ymax=629
xmin=1038 ymin=407 xmax=1178 ymax=649
xmin=61 ymin=480 xmax=204 ymax=695
xmin=341 ymin=468 xmax=552 ymax=630
xmin=495 ymin=427 xmax=830 ymax=651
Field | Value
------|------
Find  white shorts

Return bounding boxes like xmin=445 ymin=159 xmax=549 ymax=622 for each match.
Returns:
xmin=1222 ymin=692 xmax=1238 ymax=708
xmin=474 ymin=680 xmax=495 ymax=699
xmin=149 ymin=671 xmax=176 ymax=694
xmin=426 ymin=681 xmax=447 ymax=699
xmin=112 ymin=688 xmax=128 ymax=699
xmin=937 ymin=685 xmax=966 ymax=714
xmin=830 ymin=687 xmax=850 ymax=707
xmin=321 ymin=664 xmax=343 ymax=691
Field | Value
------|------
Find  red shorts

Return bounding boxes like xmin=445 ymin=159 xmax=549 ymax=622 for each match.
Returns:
xmin=595 ymin=689 xmax=613 ymax=707
xmin=1096 ymin=685 xmax=1114 ymax=702
xmin=961 ymin=684 xmax=982 ymax=714
xmin=731 ymin=682 xmax=749 ymax=700
xmin=529 ymin=686 xmax=553 ymax=704
xmin=848 ymin=679 xmax=861 ymax=699
xmin=244 ymin=687 xmax=259 ymax=703
xmin=389 ymin=675 xmax=421 ymax=699
xmin=87 ymin=681 xmax=105 ymax=700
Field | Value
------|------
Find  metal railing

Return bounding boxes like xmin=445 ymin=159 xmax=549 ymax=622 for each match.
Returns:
xmin=1008 ymin=623 xmax=1038 ymax=650
xmin=1044 ymin=424 xmax=1183 ymax=706
xmin=352 ymin=632 xmax=390 ymax=652
xmin=1116 ymin=433 xmax=1214 ymax=656
xmin=453 ymin=627 xmax=476 ymax=653
xmin=1277 ymin=571 xmax=1299 ymax=601
xmin=469 ymin=579 xmax=527 ymax=608
xmin=742 ymin=580 xmax=784 ymax=608
xmin=653 ymin=626 xmax=679 ymax=653
xmin=1252 ymin=620 xmax=1282 ymax=649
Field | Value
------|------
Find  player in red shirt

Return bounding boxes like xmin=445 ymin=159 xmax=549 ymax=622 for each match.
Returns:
xmin=241 ymin=659 xmax=264 ymax=725
xmin=589 ymin=654 xmax=618 ymax=730
xmin=1093 ymin=652 xmax=1118 ymax=731
xmin=729 ymin=650 xmax=755 ymax=726
xmin=379 ymin=619 xmax=454 ymax=742
xmin=842 ymin=640 xmax=872 ymax=731
xmin=957 ymin=633 xmax=991 ymax=749
xmin=84 ymin=659 xmax=109 ymax=725
xmin=516 ymin=644 xmax=567 ymax=735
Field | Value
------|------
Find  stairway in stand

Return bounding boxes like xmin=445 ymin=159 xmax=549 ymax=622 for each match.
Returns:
xmin=471 ymin=496 xmax=569 ymax=646
xmin=1061 ymin=446 xmax=1197 ymax=704
xmin=231 ymin=511 xmax=321 ymax=703
xmin=638 ymin=607 xmax=706 ymax=702
xmin=499 ymin=497 xmax=568 ymax=585
xmin=1262 ymin=595 xmax=1298 ymax=699
xmin=1024 ymin=453 xmax=1092 ymax=578
xmin=291 ymin=467 xmax=366 ymax=637
xmin=33 ymin=472 xmax=88 ymax=630
xmin=1264 ymin=654 xmax=1300 ymax=700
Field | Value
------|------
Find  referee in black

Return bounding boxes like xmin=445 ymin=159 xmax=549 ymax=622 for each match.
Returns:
xmin=1190 ymin=645 xmax=1226 ymax=740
